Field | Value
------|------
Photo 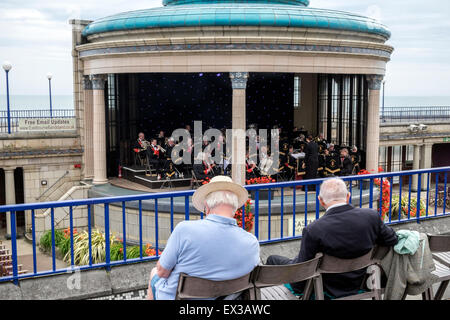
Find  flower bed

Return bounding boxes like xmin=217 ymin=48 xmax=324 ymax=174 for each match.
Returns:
xmin=40 ymin=228 xmax=161 ymax=266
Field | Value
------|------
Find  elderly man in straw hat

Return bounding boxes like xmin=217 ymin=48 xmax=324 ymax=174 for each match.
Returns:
xmin=147 ymin=176 xmax=260 ymax=300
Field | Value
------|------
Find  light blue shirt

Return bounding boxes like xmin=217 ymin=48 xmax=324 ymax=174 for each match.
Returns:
xmin=154 ymin=214 xmax=260 ymax=300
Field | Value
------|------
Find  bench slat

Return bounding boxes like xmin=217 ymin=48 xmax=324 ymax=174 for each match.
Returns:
xmin=260 ymin=285 xmax=298 ymax=300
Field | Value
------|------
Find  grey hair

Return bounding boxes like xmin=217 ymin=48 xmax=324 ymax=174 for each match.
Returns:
xmin=319 ymin=178 xmax=349 ymax=205
xmin=205 ymin=190 xmax=239 ymax=213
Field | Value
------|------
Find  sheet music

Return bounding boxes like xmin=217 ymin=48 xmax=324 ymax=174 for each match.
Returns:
xmin=291 ymin=152 xmax=305 ymax=159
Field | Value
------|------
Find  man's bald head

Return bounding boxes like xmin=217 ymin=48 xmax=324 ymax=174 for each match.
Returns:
xmin=318 ymin=178 xmax=350 ymax=208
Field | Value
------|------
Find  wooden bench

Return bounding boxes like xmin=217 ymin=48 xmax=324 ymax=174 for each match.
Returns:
xmin=252 ymin=254 xmax=323 ymax=300
xmin=175 ymin=271 xmax=255 ymax=300
xmin=424 ymin=234 xmax=450 ymax=300
xmin=311 ymin=247 xmax=386 ymax=300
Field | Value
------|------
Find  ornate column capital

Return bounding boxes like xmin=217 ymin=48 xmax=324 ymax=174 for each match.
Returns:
xmin=230 ymin=72 xmax=249 ymax=90
xmin=89 ymin=74 xmax=107 ymax=90
xmin=367 ymin=75 xmax=384 ymax=90
xmin=83 ymin=76 xmax=93 ymax=90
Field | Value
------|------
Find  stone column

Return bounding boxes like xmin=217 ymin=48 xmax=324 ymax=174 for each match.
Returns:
xmin=4 ymin=167 xmax=16 ymax=239
xmin=83 ymin=76 xmax=94 ymax=180
xmin=91 ymin=75 xmax=108 ymax=185
xmin=421 ymin=143 xmax=433 ymax=190
xmin=230 ymin=72 xmax=249 ymax=186
xmin=366 ymin=75 xmax=383 ymax=172
xmin=412 ymin=143 xmax=422 ymax=191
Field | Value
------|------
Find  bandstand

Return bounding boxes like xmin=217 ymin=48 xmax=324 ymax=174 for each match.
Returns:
xmin=71 ymin=0 xmax=393 ymax=186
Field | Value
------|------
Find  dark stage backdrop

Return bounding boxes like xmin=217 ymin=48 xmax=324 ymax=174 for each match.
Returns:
xmin=136 ymin=73 xmax=232 ymax=136
xmin=247 ymin=73 xmax=294 ymax=132
xmin=109 ymin=72 xmax=295 ymax=175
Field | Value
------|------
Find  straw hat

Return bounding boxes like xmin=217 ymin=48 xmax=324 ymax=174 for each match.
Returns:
xmin=192 ymin=176 xmax=249 ymax=212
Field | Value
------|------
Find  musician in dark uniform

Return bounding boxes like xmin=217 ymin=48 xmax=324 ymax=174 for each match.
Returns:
xmin=245 ymin=151 xmax=259 ymax=179
xmin=324 ymin=149 xmax=341 ymax=177
xmin=282 ymin=145 xmax=297 ymax=181
xmin=315 ymin=133 xmax=328 ymax=154
xmin=132 ymin=132 xmax=151 ymax=166
xmin=157 ymin=131 xmax=166 ymax=147
xmin=339 ymin=148 xmax=354 ymax=176
xmin=350 ymin=145 xmax=361 ymax=174
xmin=148 ymin=138 xmax=165 ymax=178
xmin=304 ymin=135 xmax=319 ymax=180
xmin=162 ymin=137 xmax=178 ymax=178
xmin=293 ymin=134 xmax=306 ymax=151
xmin=193 ymin=152 xmax=215 ymax=181
xmin=328 ymin=143 xmax=339 ymax=158
xmin=318 ymin=149 xmax=326 ymax=178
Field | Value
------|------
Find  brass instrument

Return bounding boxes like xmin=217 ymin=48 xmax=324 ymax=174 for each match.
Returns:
xmin=157 ymin=145 xmax=166 ymax=153
xmin=139 ymin=139 xmax=151 ymax=150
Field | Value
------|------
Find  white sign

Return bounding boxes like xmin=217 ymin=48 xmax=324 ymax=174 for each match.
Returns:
xmin=18 ymin=118 xmax=76 ymax=132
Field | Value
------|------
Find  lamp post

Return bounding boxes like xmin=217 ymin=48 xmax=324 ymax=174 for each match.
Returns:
xmin=47 ymin=73 xmax=53 ymax=118
xmin=382 ymin=80 xmax=386 ymax=122
xmin=2 ymin=61 xmax=12 ymax=134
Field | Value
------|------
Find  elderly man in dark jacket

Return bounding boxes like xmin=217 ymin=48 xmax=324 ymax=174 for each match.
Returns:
xmin=266 ymin=178 xmax=398 ymax=299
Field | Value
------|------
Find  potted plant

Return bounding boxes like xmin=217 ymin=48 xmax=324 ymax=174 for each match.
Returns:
xmin=234 ymin=199 xmax=254 ymax=232
xmin=246 ymin=177 xmax=276 ymax=200
xmin=391 ymin=195 xmax=426 ymax=220
xmin=357 ymin=169 xmax=371 ymax=189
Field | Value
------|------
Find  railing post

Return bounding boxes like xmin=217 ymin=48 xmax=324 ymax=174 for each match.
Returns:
xmin=10 ymin=211 xmax=18 ymax=285
xmin=31 ymin=209 xmax=37 ymax=274
xmin=122 ymin=202 xmax=127 ymax=261
xmin=51 ymin=208 xmax=56 ymax=271
xmin=155 ymin=199 xmax=159 ymax=255
xmin=417 ymin=174 xmax=422 ymax=224
xmin=255 ymin=190 xmax=259 ymax=239
xmin=104 ymin=203 xmax=110 ymax=270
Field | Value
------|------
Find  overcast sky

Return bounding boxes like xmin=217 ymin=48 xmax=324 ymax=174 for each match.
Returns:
xmin=0 ymin=0 xmax=449 ymax=96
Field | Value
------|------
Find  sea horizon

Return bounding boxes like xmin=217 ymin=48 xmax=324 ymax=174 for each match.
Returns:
xmin=1 ymin=94 xmax=450 ymax=111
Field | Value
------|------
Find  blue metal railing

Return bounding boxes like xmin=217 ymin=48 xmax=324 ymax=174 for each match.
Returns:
xmin=1 ymin=167 xmax=450 ymax=284
xmin=0 ymin=109 xmax=75 ymax=133
xmin=381 ymin=106 xmax=450 ymax=123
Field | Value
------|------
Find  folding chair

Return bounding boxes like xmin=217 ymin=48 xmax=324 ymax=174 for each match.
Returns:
xmin=175 ymin=272 xmax=255 ymax=300
xmin=252 ymin=253 xmax=323 ymax=300
xmin=312 ymin=247 xmax=385 ymax=300
xmin=423 ymin=234 xmax=450 ymax=300
xmin=191 ymin=170 xmax=202 ymax=189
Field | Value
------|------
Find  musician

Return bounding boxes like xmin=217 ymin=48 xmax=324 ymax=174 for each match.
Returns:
xmin=246 ymin=151 xmax=259 ymax=179
xmin=350 ymin=145 xmax=361 ymax=174
xmin=315 ymin=133 xmax=328 ymax=154
xmin=318 ymin=149 xmax=327 ymax=178
xmin=328 ymin=143 xmax=339 ymax=158
xmin=339 ymin=148 xmax=354 ymax=176
xmin=132 ymin=132 xmax=150 ymax=165
xmin=193 ymin=152 xmax=215 ymax=180
xmin=148 ymin=138 xmax=165 ymax=178
xmin=258 ymin=146 xmax=275 ymax=177
xmin=293 ymin=134 xmax=306 ymax=151
xmin=304 ymin=135 xmax=319 ymax=180
xmin=324 ymin=149 xmax=341 ymax=177
xmin=282 ymin=145 xmax=297 ymax=180
xmin=157 ymin=131 xmax=166 ymax=147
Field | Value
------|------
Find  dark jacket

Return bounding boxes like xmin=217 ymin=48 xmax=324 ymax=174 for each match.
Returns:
xmin=304 ymin=140 xmax=319 ymax=164
xmin=339 ymin=155 xmax=354 ymax=176
xmin=291 ymin=204 xmax=398 ymax=298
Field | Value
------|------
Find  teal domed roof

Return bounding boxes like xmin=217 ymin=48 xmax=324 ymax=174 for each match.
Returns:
xmin=83 ymin=0 xmax=390 ymax=39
